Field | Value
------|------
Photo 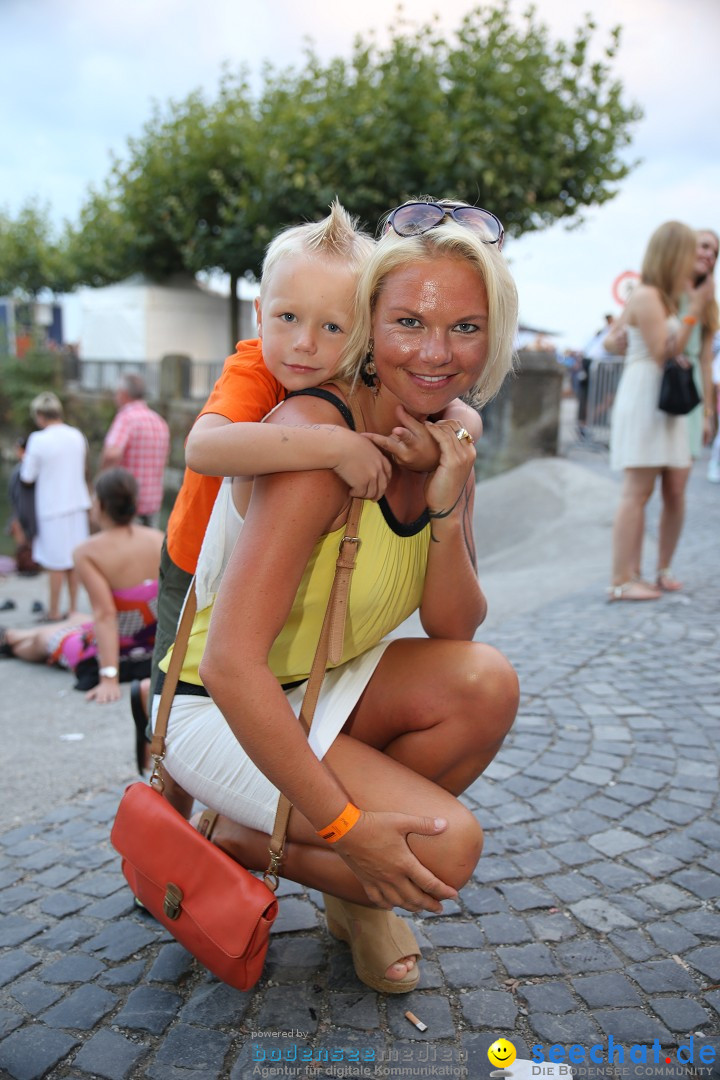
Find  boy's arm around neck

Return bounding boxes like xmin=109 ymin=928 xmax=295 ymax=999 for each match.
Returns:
xmin=185 ymin=411 xmax=391 ymax=500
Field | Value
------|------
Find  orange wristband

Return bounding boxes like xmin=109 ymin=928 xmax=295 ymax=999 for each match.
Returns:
xmin=683 ymin=315 xmax=698 ymax=326
xmin=316 ymin=802 xmax=361 ymax=844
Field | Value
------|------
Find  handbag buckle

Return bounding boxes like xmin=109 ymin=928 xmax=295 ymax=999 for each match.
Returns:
xmin=263 ymin=847 xmax=283 ymax=892
xmin=163 ymin=882 xmax=183 ymax=920
xmin=149 ymin=757 xmax=166 ymax=794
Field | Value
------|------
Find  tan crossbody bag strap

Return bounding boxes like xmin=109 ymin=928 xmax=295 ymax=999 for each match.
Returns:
xmin=149 ymin=392 xmax=366 ymax=891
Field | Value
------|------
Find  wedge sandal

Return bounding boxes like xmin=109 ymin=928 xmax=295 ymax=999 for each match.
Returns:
xmin=323 ymin=893 xmax=420 ymax=994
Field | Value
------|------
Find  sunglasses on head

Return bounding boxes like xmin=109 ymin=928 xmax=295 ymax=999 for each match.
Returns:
xmin=384 ymin=201 xmax=504 ymax=250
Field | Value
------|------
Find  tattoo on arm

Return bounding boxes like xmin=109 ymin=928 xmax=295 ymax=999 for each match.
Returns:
xmin=428 ymin=484 xmax=476 ymax=567
xmin=462 ymin=486 xmax=477 ymax=568
xmin=428 ymin=488 xmax=465 ymax=525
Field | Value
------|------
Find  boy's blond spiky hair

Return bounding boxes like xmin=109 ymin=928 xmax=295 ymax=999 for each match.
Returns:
xmin=260 ymin=199 xmax=375 ymax=296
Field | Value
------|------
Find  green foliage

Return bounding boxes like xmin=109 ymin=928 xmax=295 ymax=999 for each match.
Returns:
xmin=0 ymin=201 xmax=74 ymax=298
xmin=0 ymin=342 xmax=64 ymax=429
xmin=72 ymin=4 xmax=639 ymax=293
xmin=247 ymin=4 xmax=641 ymax=241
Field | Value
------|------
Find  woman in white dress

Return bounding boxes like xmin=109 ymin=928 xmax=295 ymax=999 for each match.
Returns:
xmin=607 ymin=222 xmax=714 ymax=600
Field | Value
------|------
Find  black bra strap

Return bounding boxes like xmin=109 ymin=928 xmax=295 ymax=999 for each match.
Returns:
xmin=286 ymin=387 xmax=355 ymax=430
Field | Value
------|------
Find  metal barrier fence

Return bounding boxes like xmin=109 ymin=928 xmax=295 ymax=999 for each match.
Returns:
xmin=585 ymin=358 xmax=624 ymax=445
xmin=76 ymin=360 xmax=161 ymax=398
xmin=75 ymin=358 xmax=225 ymax=401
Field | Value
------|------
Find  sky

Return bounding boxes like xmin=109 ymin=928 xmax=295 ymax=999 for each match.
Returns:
xmin=2 ymin=0 xmax=719 ymax=352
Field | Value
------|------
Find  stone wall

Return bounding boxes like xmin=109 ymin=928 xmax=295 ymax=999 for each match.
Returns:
xmin=476 ymin=349 xmax=564 ymax=478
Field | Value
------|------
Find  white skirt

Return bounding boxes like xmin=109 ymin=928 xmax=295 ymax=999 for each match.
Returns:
xmin=33 ymin=510 xmax=89 ymax=571
xmin=609 ymin=359 xmax=691 ymax=471
xmin=151 ymin=640 xmax=391 ymax=834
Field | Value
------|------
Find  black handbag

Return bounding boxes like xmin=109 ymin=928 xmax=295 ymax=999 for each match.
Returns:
xmin=658 ymin=358 xmax=700 ymax=416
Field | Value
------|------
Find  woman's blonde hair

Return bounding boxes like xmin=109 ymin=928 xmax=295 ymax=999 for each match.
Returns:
xmin=260 ymin=199 xmax=375 ymax=298
xmin=337 ymin=221 xmax=518 ymax=407
xmin=641 ymin=221 xmax=697 ymax=314
xmin=30 ymin=390 xmax=63 ymax=421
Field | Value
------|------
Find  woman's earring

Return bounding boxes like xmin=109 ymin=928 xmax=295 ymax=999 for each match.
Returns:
xmin=360 ymin=343 xmax=379 ymax=394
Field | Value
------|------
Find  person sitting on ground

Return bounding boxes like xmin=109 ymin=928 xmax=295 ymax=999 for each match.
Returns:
xmin=153 ymin=197 xmax=519 ymax=995
xmin=1 ymin=468 xmax=163 ymax=704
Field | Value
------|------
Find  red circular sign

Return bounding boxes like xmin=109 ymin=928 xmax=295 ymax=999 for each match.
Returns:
xmin=612 ymin=270 xmax=641 ymax=306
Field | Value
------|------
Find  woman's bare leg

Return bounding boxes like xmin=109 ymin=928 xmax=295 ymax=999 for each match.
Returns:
xmin=157 ymin=766 xmax=194 ymax=819
xmin=658 ymin=466 xmax=691 ymax=576
xmin=343 ymin=639 xmax=518 ymax=795
xmin=3 ymin=613 xmax=89 ymax=663
xmin=611 ymin=467 xmax=659 ymax=585
xmin=183 ymin=638 xmax=517 ymax=982
xmin=205 ymin=741 xmax=482 ymax=901
xmin=3 ymin=627 xmax=50 ymax=662
xmin=201 ymin=737 xmax=483 ymax=983
xmin=47 ymin=570 xmax=64 ymax=621
xmin=66 ymin=568 xmax=80 ymax=614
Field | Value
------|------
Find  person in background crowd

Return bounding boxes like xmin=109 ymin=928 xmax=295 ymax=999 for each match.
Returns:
xmin=7 ymin=437 xmax=40 ymax=576
xmin=101 ymin=373 xmax=170 ymax=526
xmin=679 ymin=228 xmax=718 ymax=460
xmin=605 ymin=222 xmax=714 ymax=601
xmin=20 ymin=392 xmax=91 ymax=620
xmin=707 ymin=330 xmax=720 ymax=483
xmin=577 ymin=314 xmax=616 ymax=437
xmin=0 ymin=469 xmax=162 ymax=705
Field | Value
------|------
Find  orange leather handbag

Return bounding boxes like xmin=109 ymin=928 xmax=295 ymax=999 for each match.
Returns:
xmin=111 ymin=779 xmax=278 ymax=989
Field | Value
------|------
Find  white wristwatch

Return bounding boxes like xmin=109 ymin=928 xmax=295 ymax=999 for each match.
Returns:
xmin=99 ymin=666 xmax=119 ymax=679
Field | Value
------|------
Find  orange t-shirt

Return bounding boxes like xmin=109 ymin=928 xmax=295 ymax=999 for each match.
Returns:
xmin=166 ymin=339 xmax=284 ymax=574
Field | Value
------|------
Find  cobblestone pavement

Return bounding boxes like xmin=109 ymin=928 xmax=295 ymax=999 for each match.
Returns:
xmin=1 ymin=456 xmax=719 ymax=1080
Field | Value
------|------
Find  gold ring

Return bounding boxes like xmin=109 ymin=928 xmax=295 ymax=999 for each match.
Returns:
xmin=455 ymin=427 xmax=473 ymax=443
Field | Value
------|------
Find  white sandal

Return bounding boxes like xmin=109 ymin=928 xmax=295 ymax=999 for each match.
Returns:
xmin=657 ymin=568 xmax=682 ymax=592
xmin=607 ymin=581 xmax=661 ymax=603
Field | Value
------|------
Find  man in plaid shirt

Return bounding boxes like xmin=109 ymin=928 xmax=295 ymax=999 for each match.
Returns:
xmin=101 ymin=374 xmax=170 ymax=525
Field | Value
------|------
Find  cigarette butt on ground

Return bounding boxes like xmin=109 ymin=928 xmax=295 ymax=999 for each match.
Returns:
xmin=405 ymin=1010 xmax=428 ymax=1032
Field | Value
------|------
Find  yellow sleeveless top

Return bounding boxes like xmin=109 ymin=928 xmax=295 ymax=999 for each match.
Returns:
xmin=175 ymin=497 xmax=430 ymax=685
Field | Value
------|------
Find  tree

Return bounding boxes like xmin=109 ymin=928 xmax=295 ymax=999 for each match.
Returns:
xmin=0 ymin=201 xmax=73 ymax=298
xmin=0 ymin=203 xmax=71 ymax=417
xmin=249 ymin=4 xmax=641 ymax=238
xmin=69 ymin=3 xmax=641 ymax=347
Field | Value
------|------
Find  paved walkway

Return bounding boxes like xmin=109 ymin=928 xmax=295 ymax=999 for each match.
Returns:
xmin=1 ymin=443 xmax=719 ymax=1080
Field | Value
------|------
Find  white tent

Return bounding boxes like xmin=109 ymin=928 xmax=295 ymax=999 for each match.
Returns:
xmin=78 ymin=275 xmax=253 ymax=361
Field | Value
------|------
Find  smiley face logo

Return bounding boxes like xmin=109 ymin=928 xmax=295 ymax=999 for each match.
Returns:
xmin=488 ymin=1039 xmax=517 ymax=1070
